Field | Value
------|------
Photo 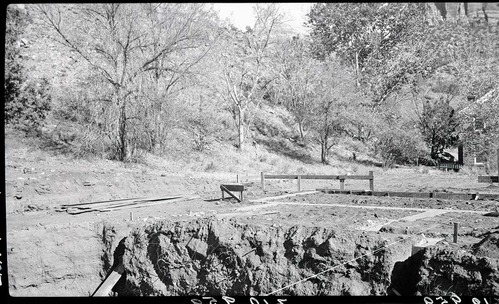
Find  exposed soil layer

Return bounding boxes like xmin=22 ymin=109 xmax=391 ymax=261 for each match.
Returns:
xmin=118 ymin=218 xmax=416 ymax=296
xmin=7 ymin=192 xmax=499 ymax=296
xmin=390 ymin=233 xmax=499 ymax=296
xmin=114 ymin=218 xmax=499 ymax=297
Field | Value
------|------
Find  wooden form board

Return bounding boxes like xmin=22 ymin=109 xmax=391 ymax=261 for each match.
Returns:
xmin=437 ymin=162 xmax=463 ymax=171
xmin=262 ymin=171 xmax=374 ymax=192
xmin=317 ymin=188 xmax=499 ymax=201
xmin=263 ymin=174 xmax=373 ymax=180
xmin=478 ymin=176 xmax=499 ymax=183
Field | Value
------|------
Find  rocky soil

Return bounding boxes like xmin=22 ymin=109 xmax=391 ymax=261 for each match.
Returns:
xmin=116 ymin=218 xmax=415 ymax=296
xmin=106 ymin=217 xmax=499 ymax=297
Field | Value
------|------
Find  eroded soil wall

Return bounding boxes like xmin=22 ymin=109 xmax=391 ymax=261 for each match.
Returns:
xmin=117 ymin=218 xmax=414 ymax=296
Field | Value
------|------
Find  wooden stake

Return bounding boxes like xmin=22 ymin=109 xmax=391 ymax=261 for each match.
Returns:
xmin=261 ymin=172 xmax=265 ymax=191
xmin=453 ymin=222 xmax=458 ymax=243
xmin=130 ymin=212 xmax=133 ymax=221
xmin=369 ymin=171 xmax=374 ymax=191
xmin=236 ymin=174 xmax=239 ymax=183
xmin=340 ymin=179 xmax=345 ymax=190
xmin=297 ymin=175 xmax=301 ymax=192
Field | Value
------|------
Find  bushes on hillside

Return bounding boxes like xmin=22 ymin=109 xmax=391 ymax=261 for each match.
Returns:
xmin=5 ymin=76 xmax=52 ymax=132
xmin=5 ymin=5 xmax=51 ymax=132
xmin=375 ymin=127 xmax=427 ymax=167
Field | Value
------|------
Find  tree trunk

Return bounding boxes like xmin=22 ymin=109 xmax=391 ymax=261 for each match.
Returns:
xmin=321 ymin=136 xmax=329 ymax=164
xmin=154 ymin=106 xmax=162 ymax=154
xmin=117 ymin=101 xmax=127 ymax=161
xmin=238 ymin=106 xmax=244 ymax=151
xmin=115 ymin=88 xmax=128 ymax=161
xmin=355 ymin=50 xmax=360 ymax=88
xmin=298 ymin=121 xmax=305 ymax=141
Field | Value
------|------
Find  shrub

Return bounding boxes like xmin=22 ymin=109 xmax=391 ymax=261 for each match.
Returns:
xmin=5 ymin=76 xmax=52 ymax=132
xmin=5 ymin=5 xmax=52 ymax=133
xmin=375 ymin=127 xmax=427 ymax=167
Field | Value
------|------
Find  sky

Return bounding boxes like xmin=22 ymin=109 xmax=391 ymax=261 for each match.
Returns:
xmin=212 ymin=3 xmax=314 ymax=34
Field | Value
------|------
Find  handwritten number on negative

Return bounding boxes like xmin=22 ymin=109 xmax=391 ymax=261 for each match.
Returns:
xmin=424 ymin=295 xmax=462 ymax=304
xmin=472 ymin=298 xmax=489 ymax=304
xmin=449 ymin=293 xmax=461 ymax=304
xmin=222 ymin=297 xmax=236 ymax=304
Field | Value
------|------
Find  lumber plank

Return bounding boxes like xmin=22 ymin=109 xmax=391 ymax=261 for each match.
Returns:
xmin=61 ymin=197 xmax=146 ymax=208
xmin=221 ymin=184 xmax=245 ymax=192
xmin=66 ymin=207 xmax=102 ymax=215
xmin=478 ymin=176 xmax=499 ymax=183
xmin=100 ymin=196 xmax=199 ymax=211
xmin=92 ymin=261 xmax=124 ymax=297
xmin=317 ymin=188 xmax=499 ymax=201
xmin=265 ymin=174 xmax=372 ymax=180
xmin=62 ymin=195 xmax=184 ymax=209
xmin=132 ymin=195 xmax=184 ymax=203
xmin=67 ymin=196 xmax=198 ymax=214
xmin=63 ymin=195 xmax=184 ymax=212
xmin=264 ymin=174 xmax=299 ymax=179
xmin=302 ymin=175 xmax=372 ymax=180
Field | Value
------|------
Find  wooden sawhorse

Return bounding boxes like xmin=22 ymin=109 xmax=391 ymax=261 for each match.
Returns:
xmin=220 ymin=184 xmax=245 ymax=202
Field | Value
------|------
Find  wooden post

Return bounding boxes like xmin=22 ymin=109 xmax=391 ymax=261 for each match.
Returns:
xmin=261 ymin=172 xmax=265 ymax=191
xmin=369 ymin=171 xmax=374 ymax=191
xmin=236 ymin=174 xmax=239 ymax=183
xmin=453 ymin=222 xmax=458 ymax=243
xmin=297 ymin=175 xmax=301 ymax=192
xmin=340 ymin=179 xmax=345 ymax=190
xmin=130 ymin=212 xmax=133 ymax=221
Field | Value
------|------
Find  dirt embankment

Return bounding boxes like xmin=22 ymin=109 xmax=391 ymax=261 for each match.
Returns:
xmin=8 ymin=214 xmax=499 ymax=297
xmin=116 ymin=218 xmax=414 ymax=296
xmin=110 ymin=218 xmax=499 ymax=297
xmin=7 ymin=220 xmax=132 ymax=297
xmin=390 ymin=233 xmax=499 ymax=296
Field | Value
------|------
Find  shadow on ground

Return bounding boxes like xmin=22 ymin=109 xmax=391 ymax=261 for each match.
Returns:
xmin=330 ymin=151 xmax=383 ymax=168
xmin=255 ymin=137 xmax=315 ymax=164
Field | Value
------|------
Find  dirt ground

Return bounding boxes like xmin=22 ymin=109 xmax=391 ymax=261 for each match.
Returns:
xmin=5 ymin=135 xmax=499 ymax=296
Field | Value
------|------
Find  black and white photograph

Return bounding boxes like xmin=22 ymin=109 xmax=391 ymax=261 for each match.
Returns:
xmin=3 ymin=2 xmax=499 ymax=301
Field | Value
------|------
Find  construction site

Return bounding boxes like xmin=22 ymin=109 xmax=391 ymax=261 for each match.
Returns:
xmin=5 ymin=143 xmax=499 ymax=298
xmin=4 ymin=2 xmax=499 ymax=300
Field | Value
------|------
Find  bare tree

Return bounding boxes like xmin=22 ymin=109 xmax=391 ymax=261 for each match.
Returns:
xmin=308 ymin=58 xmax=361 ymax=164
xmin=273 ymin=36 xmax=317 ymax=142
xmin=37 ymin=3 xmax=217 ymax=160
xmin=218 ymin=4 xmax=284 ymax=151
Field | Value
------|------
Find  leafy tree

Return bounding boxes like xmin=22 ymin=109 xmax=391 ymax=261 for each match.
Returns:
xmin=5 ymin=5 xmax=51 ymax=132
xmin=408 ymin=15 xmax=499 ymax=162
xmin=458 ymin=88 xmax=499 ymax=167
xmin=416 ymin=95 xmax=460 ymax=160
xmin=374 ymin=121 xmax=426 ymax=167
xmin=307 ymin=2 xmax=426 ymax=95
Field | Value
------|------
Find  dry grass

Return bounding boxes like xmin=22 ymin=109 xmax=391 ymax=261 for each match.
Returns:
xmin=138 ymin=138 xmax=379 ymax=181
